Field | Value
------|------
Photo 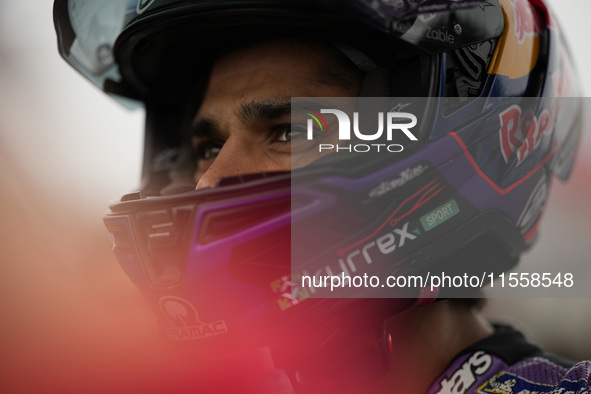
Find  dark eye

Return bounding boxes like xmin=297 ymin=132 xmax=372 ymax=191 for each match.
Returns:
xmin=275 ymin=126 xmax=307 ymax=144
xmin=195 ymin=140 xmax=224 ymax=159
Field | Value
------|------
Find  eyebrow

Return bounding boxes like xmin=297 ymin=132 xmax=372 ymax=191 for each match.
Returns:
xmin=237 ymin=98 xmax=292 ymax=126
xmin=192 ymin=118 xmax=219 ymax=138
xmin=191 ymin=98 xmax=330 ymax=137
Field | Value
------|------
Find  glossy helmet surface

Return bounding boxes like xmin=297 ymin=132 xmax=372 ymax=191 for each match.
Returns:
xmin=54 ymin=0 xmax=581 ymax=380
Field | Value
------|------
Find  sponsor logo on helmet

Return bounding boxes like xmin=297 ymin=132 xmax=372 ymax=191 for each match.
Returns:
xmin=498 ymin=102 xmax=556 ymax=165
xmin=270 ymin=275 xmax=310 ymax=311
xmin=511 ymin=0 xmax=541 ymax=44
xmin=490 ymin=0 xmax=541 ymax=79
xmin=498 ymin=43 xmax=574 ymax=165
xmin=159 ymin=296 xmax=228 ymax=340
xmin=420 ymin=199 xmax=460 ymax=232
xmin=305 ymin=107 xmax=418 ymax=153
xmin=436 ymin=351 xmax=493 ymax=394
xmin=368 ymin=163 xmax=429 ymax=199
xmin=302 ymin=221 xmax=420 ymax=294
xmin=136 ymin=0 xmax=156 ymax=15
xmin=425 ymin=27 xmax=456 ymax=44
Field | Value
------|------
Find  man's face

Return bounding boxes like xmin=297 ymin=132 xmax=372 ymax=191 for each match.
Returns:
xmin=191 ymin=38 xmax=361 ymax=189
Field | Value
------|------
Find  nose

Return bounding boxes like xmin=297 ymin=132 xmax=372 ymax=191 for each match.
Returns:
xmin=195 ymin=136 xmax=263 ymax=190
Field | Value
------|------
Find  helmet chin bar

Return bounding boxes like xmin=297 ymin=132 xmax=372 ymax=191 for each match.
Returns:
xmin=105 ymin=161 xmax=523 ymax=386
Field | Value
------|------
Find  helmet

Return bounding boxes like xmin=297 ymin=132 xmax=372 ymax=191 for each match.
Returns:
xmin=54 ymin=0 xmax=582 ymax=388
